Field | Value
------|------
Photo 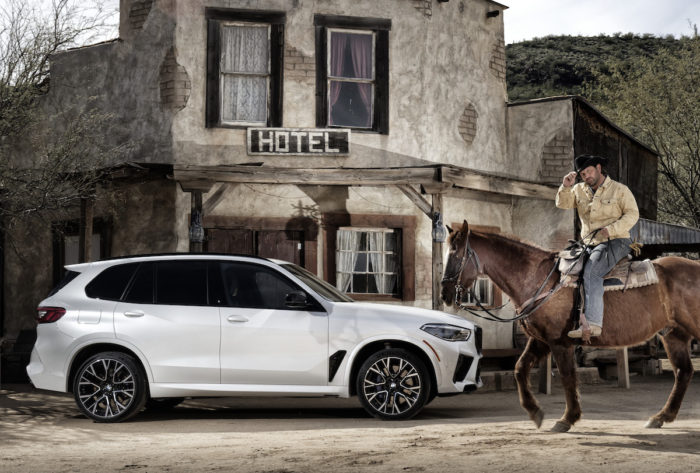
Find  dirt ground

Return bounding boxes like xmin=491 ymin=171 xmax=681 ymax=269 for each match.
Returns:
xmin=2 ymin=372 xmax=700 ymax=473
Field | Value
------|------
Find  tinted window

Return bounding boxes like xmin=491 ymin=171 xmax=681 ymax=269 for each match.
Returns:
xmin=156 ymin=261 xmax=208 ymax=306
xmin=123 ymin=263 xmax=154 ymax=304
xmin=48 ymin=270 xmax=81 ymax=297
xmin=85 ymin=263 xmax=139 ymax=300
xmin=218 ymin=262 xmax=307 ymax=310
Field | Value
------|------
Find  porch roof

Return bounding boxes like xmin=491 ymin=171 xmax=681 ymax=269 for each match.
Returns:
xmin=172 ymin=163 xmax=557 ymax=200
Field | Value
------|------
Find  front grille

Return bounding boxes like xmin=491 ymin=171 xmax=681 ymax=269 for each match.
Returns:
xmin=453 ymin=355 xmax=474 ymax=383
xmin=475 ymin=326 xmax=483 ymax=355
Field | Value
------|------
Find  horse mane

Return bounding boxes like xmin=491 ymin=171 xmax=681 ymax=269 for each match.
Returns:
xmin=471 ymin=229 xmax=556 ymax=257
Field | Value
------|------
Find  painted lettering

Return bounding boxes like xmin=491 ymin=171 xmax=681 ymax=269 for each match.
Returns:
xmin=257 ymin=130 xmax=274 ymax=152
xmin=275 ymin=131 xmax=289 ymax=152
xmin=324 ymin=132 xmax=340 ymax=153
xmin=308 ymin=132 xmax=323 ymax=152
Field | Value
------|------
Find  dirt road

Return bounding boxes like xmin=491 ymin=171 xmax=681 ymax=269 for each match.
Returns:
xmin=2 ymin=374 xmax=700 ymax=473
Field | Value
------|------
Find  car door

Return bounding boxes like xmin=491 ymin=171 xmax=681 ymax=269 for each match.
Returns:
xmin=113 ymin=260 xmax=221 ymax=384
xmin=215 ymin=261 xmax=328 ymax=386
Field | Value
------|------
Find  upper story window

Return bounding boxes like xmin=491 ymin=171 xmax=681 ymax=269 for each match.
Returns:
xmin=315 ymin=15 xmax=390 ymax=134
xmin=206 ymin=9 xmax=284 ymax=128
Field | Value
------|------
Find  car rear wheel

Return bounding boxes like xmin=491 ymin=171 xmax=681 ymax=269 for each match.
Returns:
xmin=357 ymin=348 xmax=431 ymax=420
xmin=73 ymin=352 xmax=147 ymax=423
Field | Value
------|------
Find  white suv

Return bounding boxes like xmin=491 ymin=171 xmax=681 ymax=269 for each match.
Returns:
xmin=28 ymin=254 xmax=482 ymax=422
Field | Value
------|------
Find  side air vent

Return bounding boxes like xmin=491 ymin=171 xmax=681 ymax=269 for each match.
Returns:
xmin=452 ymin=355 xmax=474 ymax=383
xmin=329 ymin=350 xmax=347 ymax=382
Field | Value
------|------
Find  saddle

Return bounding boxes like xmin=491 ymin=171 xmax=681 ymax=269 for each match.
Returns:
xmin=557 ymin=248 xmax=658 ymax=292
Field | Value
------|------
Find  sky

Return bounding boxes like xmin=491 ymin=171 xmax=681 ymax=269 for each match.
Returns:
xmin=503 ymin=0 xmax=700 ymax=44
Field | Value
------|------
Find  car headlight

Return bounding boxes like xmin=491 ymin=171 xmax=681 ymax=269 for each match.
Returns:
xmin=420 ymin=323 xmax=472 ymax=342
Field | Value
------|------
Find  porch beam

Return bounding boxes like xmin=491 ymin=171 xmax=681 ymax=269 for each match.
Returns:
xmin=174 ymin=165 xmax=441 ymax=186
xmin=440 ymin=167 xmax=556 ymax=200
xmin=79 ymin=197 xmax=94 ymax=263
xmin=431 ymin=193 xmax=445 ymax=311
xmin=203 ymin=183 xmax=237 ymax=215
xmin=396 ymin=184 xmax=432 ymax=217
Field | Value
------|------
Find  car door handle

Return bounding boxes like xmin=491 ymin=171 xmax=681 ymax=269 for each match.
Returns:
xmin=226 ymin=315 xmax=248 ymax=323
xmin=124 ymin=311 xmax=145 ymax=318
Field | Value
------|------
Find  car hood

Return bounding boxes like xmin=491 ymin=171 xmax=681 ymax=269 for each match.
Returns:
xmin=329 ymin=301 xmax=477 ymax=329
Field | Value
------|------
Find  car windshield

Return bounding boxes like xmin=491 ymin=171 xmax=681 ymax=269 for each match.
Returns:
xmin=282 ymin=263 xmax=354 ymax=303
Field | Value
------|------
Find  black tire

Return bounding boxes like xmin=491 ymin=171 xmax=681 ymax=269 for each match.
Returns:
xmin=145 ymin=397 xmax=185 ymax=410
xmin=72 ymin=351 xmax=147 ymax=423
xmin=356 ymin=348 xmax=431 ymax=420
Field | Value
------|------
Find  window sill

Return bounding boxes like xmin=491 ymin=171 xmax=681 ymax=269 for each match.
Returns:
xmin=348 ymin=293 xmax=403 ymax=302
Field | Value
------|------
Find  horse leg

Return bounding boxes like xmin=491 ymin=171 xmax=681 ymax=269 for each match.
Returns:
xmin=550 ymin=344 xmax=581 ymax=432
xmin=514 ymin=337 xmax=551 ymax=428
xmin=646 ymin=327 xmax=693 ymax=428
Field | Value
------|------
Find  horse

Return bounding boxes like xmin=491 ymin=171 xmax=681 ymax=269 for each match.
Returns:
xmin=441 ymin=220 xmax=700 ymax=432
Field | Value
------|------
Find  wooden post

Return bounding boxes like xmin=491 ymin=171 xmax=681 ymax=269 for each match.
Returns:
xmin=538 ymin=353 xmax=552 ymax=394
xmin=190 ymin=190 xmax=204 ymax=253
xmin=79 ymin=197 xmax=94 ymax=263
xmin=616 ymin=347 xmax=630 ymax=389
xmin=431 ymin=193 xmax=444 ymax=311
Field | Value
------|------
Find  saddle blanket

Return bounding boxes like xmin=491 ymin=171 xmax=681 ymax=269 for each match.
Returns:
xmin=559 ymin=257 xmax=659 ymax=292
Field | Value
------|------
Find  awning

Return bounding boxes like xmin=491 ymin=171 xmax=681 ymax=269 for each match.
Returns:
xmin=631 ymin=218 xmax=700 ymax=248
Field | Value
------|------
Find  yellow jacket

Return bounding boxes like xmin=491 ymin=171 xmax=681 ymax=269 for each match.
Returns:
xmin=556 ymin=176 xmax=639 ymax=246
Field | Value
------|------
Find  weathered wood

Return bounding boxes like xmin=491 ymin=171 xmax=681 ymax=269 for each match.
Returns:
xmin=203 ymin=183 xmax=236 ymax=215
xmin=441 ymin=166 xmax=556 ymax=200
xmin=431 ymin=193 xmax=444 ymax=311
xmin=174 ymin=165 xmax=440 ymax=186
xmin=179 ymin=179 xmax=214 ymax=192
xmin=538 ymin=353 xmax=552 ymax=395
xmin=616 ymin=347 xmax=630 ymax=389
xmin=79 ymin=197 xmax=94 ymax=263
xmin=190 ymin=191 xmax=204 ymax=253
xmin=396 ymin=184 xmax=432 ymax=217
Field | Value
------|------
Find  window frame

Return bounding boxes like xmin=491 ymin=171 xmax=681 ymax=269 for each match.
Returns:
xmin=324 ymin=214 xmax=415 ymax=302
xmin=314 ymin=14 xmax=390 ymax=134
xmin=205 ymin=8 xmax=285 ymax=129
xmin=335 ymin=227 xmax=401 ymax=296
xmin=52 ymin=218 xmax=112 ymax=287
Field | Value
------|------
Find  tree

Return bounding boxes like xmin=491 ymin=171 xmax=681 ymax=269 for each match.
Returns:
xmin=586 ymin=35 xmax=700 ymax=230
xmin=0 ymin=0 xmax=121 ymax=240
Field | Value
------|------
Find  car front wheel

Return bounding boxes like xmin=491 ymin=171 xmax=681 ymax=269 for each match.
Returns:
xmin=357 ymin=348 xmax=431 ymax=420
xmin=73 ymin=352 xmax=147 ymax=423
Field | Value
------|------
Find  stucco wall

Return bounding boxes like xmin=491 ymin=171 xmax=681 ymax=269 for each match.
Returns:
xmin=170 ymin=0 xmax=508 ymax=171
xmin=506 ymin=99 xmax=574 ymax=182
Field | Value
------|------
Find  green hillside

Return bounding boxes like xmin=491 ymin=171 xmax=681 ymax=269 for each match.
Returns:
xmin=506 ymin=33 xmax=682 ymax=102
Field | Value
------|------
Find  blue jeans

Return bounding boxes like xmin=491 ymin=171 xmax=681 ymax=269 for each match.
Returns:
xmin=582 ymin=238 xmax=632 ymax=327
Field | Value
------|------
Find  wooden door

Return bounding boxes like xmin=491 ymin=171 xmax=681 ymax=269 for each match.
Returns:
xmin=206 ymin=229 xmax=303 ymax=265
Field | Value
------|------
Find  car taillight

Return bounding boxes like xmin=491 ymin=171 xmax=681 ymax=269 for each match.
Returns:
xmin=37 ymin=307 xmax=66 ymax=324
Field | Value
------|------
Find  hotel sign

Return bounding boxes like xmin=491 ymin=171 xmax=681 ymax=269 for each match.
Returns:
xmin=247 ymin=128 xmax=350 ymax=156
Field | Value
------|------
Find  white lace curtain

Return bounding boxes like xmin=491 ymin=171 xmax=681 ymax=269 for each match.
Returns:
xmin=336 ymin=230 xmax=360 ymax=293
xmin=221 ymin=24 xmax=269 ymax=123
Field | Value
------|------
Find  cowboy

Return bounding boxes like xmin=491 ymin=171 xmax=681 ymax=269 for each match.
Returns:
xmin=556 ymin=154 xmax=639 ymax=338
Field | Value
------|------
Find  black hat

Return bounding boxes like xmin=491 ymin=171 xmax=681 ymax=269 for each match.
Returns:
xmin=575 ymin=154 xmax=608 ymax=172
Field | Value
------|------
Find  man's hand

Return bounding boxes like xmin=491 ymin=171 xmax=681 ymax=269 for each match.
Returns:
xmin=562 ymin=171 xmax=577 ymax=187
xmin=600 ymin=227 xmax=610 ymax=239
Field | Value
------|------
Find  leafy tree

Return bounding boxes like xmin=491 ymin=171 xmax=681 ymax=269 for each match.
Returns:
xmin=0 ymin=0 xmax=120 ymax=240
xmin=586 ymin=36 xmax=700 ymax=230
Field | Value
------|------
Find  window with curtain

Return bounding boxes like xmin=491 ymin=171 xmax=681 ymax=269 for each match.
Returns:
xmin=220 ymin=23 xmax=270 ymax=124
xmin=336 ymin=228 xmax=400 ymax=295
xmin=460 ymin=276 xmax=494 ymax=307
xmin=328 ymin=29 xmax=374 ymax=128
xmin=206 ymin=10 xmax=284 ymax=128
xmin=315 ymin=15 xmax=390 ymax=134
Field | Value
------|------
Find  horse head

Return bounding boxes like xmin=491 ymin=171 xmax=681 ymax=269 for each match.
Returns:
xmin=441 ymin=219 xmax=482 ymax=306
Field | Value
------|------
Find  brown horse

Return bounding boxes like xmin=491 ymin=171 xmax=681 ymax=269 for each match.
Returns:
xmin=441 ymin=220 xmax=700 ymax=432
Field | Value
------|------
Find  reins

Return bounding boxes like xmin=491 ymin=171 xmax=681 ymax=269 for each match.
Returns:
xmin=444 ymin=229 xmax=599 ymax=323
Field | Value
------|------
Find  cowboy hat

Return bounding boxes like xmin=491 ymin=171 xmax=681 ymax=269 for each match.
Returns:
xmin=574 ymin=154 xmax=608 ymax=172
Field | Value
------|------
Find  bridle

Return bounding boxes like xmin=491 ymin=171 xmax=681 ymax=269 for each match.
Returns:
xmin=442 ymin=230 xmax=563 ymax=322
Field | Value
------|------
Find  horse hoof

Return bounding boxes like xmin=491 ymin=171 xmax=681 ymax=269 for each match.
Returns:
xmin=551 ymin=421 xmax=571 ymax=433
xmin=531 ymin=409 xmax=544 ymax=428
xmin=645 ymin=418 xmax=663 ymax=429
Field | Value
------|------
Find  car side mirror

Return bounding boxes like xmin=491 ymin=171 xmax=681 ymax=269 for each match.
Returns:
xmin=284 ymin=290 xmax=311 ymax=310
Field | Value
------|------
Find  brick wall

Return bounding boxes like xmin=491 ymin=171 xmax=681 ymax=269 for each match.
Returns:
xmin=129 ymin=0 xmax=153 ymax=31
xmin=539 ymin=130 xmax=574 ymax=184
xmin=285 ymin=45 xmax=315 ymax=84
xmin=489 ymin=39 xmax=506 ymax=81
xmin=159 ymin=48 xmax=190 ymax=111
xmin=413 ymin=0 xmax=432 ymax=18
xmin=458 ymin=102 xmax=478 ymax=145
